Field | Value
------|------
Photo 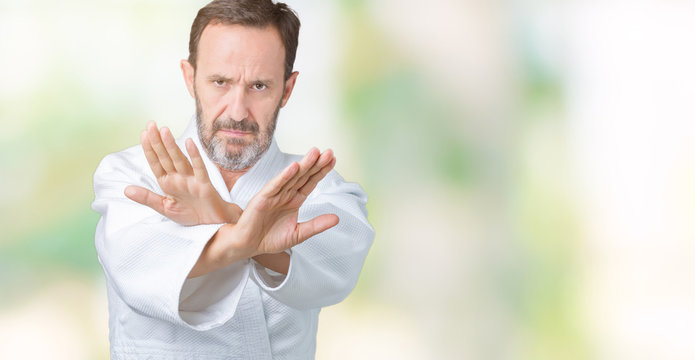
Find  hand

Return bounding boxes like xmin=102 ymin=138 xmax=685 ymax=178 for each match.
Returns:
xmin=231 ymin=147 xmax=339 ymax=257
xmin=124 ymin=121 xmax=241 ymax=225
xmin=185 ymin=147 xmax=339 ymax=278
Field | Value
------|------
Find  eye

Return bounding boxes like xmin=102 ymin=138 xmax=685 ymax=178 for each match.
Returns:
xmin=213 ymin=79 xmax=225 ymax=87
xmin=252 ymin=83 xmax=267 ymax=91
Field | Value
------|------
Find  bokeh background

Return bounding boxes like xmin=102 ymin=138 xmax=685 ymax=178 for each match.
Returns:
xmin=2 ymin=0 xmax=695 ymax=359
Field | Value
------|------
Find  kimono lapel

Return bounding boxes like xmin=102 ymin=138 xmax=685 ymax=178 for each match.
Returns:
xmin=179 ymin=117 xmax=233 ymax=202
xmin=177 ymin=117 xmax=285 ymax=207
xmin=229 ymin=138 xmax=284 ymax=209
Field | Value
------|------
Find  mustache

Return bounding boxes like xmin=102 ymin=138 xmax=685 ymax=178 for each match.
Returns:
xmin=212 ymin=117 xmax=259 ymax=133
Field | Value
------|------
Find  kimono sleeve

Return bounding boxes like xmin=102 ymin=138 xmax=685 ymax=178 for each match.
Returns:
xmin=91 ymin=149 xmax=249 ymax=331
xmin=250 ymin=171 xmax=374 ymax=309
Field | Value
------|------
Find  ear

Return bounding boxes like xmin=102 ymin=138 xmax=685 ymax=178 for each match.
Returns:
xmin=280 ymin=71 xmax=299 ymax=108
xmin=180 ymin=59 xmax=196 ymax=99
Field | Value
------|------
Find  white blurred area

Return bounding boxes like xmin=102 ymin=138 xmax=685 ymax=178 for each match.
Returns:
xmin=0 ymin=278 xmax=108 ymax=359
xmin=2 ymin=0 xmax=695 ymax=359
xmin=567 ymin=1 xmax=695 ymax=359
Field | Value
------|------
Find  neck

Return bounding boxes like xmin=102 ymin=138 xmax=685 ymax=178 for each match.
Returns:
xmin=217 ymin=165 xmax=251 ymax=192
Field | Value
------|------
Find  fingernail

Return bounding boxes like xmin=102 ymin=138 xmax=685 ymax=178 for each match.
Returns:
xmin=124 ymin=187 xmax=136 ymax=198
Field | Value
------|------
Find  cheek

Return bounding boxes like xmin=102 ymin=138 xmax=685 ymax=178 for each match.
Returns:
xmin=251 ymin=90 xmax=282 ymax=115
xmin=197 ymin=88 xmax=219 ymax=106
xmin=197 ymin=89 xmax=226 ymax=117
xmin=248 ymin=99 xmax=278 ymax=126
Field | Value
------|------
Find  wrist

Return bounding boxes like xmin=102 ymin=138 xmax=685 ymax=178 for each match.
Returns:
xmin=187 ymin=223 xmax=252 ymax=279
xmin=217 ymin=222 xmax=255 ymax=263
xmin=225 ymin=203 xmax=242 ymax=223
xmin=197 ymin=201 xmax=240 ymax=225
xmin=253 ymin=252 xmax=290 ymax=275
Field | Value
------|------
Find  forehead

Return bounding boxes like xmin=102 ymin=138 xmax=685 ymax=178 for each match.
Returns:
xmin=196 ymin=23 xmax=285 ymax=79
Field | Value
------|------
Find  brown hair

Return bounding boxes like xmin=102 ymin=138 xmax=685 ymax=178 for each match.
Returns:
xmin=188 ymin=0 xmax=300 ymax=79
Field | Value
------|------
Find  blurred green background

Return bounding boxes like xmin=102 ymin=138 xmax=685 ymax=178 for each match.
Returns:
xmin=2 ymin=0 xmax=695 ymax=359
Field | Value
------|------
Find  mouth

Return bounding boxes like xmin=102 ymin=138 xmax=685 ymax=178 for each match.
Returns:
xmin=218 ymin=129 xmax=253 ymax=137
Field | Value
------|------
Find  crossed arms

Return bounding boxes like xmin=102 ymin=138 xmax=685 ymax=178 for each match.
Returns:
xmin=92 ymin=121 xmax=373 ymax=327
xmin=124 ymin=122 xmax=338 ymax=277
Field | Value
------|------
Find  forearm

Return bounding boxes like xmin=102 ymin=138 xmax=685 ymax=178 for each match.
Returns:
xmin=187 ymin=223 xmax=246 ymax=278
xmin=187 ymin=232 xmax=227 ymax=279
xmin=253 ymin=253 xmax=290 ymax=274
xmin=93 ymin=210 xmax=232 ymax=326
xmin=94 ymin=150 xmax=251 ymax=329
xmin=250 ymin=202 xmax=374 ymax=309
xmin=188 ymin=224 xmax=292 ymax=278
xmin=186 ymin=200 xmax=246 ymax=278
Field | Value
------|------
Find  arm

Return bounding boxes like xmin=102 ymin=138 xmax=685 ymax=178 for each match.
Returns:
xmin=249 ymin=172 xmax=375 ymax=310
xmin=93 ymin=122 xmax=315 ymax=330
xmin=92 ymin=150 xmax=245 ymax=331
xmin=188 ymin=228 xmax=291 ymax=278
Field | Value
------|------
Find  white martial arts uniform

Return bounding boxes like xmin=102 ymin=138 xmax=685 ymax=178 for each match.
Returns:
xmin=92 ymin=118 xmax=374 ymax=359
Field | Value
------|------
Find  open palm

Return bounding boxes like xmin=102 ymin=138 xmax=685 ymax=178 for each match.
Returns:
xmin=232 ymin=147 xmax=338 ymax=256
xmin=125 ymin=122 xmax=240 ymax=225
xmin=125 ymin=121 xmax=339 ymax=259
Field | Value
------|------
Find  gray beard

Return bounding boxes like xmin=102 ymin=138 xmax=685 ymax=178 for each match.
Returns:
xmin=195 ymin=98 xmax=280 ymax=171
xmin=207 ymin=132 xmax=266 ymax=171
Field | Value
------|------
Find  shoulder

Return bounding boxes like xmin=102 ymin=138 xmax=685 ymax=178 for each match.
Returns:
xmin=96 ymin=144 xmax=145 ymax=172
xmin=93 ymin=143 xmax=156 ymax=190
xmin=279 ymin=150 xmax=367 ymax=202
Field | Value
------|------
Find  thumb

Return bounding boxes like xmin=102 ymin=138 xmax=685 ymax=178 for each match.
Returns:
xmin=124 ymin=185 xmax=166 ymax=214
xmin=295 ymin=214 xmax=339 ymax=244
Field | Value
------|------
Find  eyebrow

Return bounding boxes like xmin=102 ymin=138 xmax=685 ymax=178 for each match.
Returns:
xmin=206 ymin=74 xmax=275 ymax=86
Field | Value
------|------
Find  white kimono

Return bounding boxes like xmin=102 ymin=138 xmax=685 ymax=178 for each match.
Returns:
xmin=92 ymin=119 xmax=374 ymax=359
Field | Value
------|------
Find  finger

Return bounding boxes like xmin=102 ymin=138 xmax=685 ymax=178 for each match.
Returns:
xmin=283 ymin=147 xmax=320 ymax=192
xmin=292 ymin=149 xmax=334 ymax=193
xmin=260 ymin=161 xmax=300 ymax=197
xmin=298 ymin=156 xmax=336 ymax=196
xmin=124 ymin=185 xmax=166 ymax=215
xmin=141 ymin=130 xmax=166 ymax=178
xmin=146 ymin=121 xmax=176 ymax=174
xmin=295 ymin=214 xmax=339 ymax=243
xmin=161 ymin=127 xmax=193 ymax=175
xmin=186 ymin=138 xmax=210 ymax=183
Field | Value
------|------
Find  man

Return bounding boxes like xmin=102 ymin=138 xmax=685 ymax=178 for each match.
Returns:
xmin=91 ymin=0 xmax=374 ymax=358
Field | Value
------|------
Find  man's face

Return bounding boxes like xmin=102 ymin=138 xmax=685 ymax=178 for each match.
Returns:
xmin=184 ymin=23 xmax=296 ymax=171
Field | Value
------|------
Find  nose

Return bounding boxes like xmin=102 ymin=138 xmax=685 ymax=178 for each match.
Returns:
xmin=221 ymin=86 xmax=249 ymax=121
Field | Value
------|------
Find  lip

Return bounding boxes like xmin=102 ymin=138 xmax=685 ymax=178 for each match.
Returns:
xmin=218 ymin=129 xmax=251 ymax=137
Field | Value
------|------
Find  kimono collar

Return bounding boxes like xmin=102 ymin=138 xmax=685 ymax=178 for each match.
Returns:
xmin=179 ymin=116 xmax=285 ymax=208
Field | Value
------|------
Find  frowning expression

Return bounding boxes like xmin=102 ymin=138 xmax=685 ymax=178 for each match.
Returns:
xmin=182 ymin=23 xmax=297 ymax=170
